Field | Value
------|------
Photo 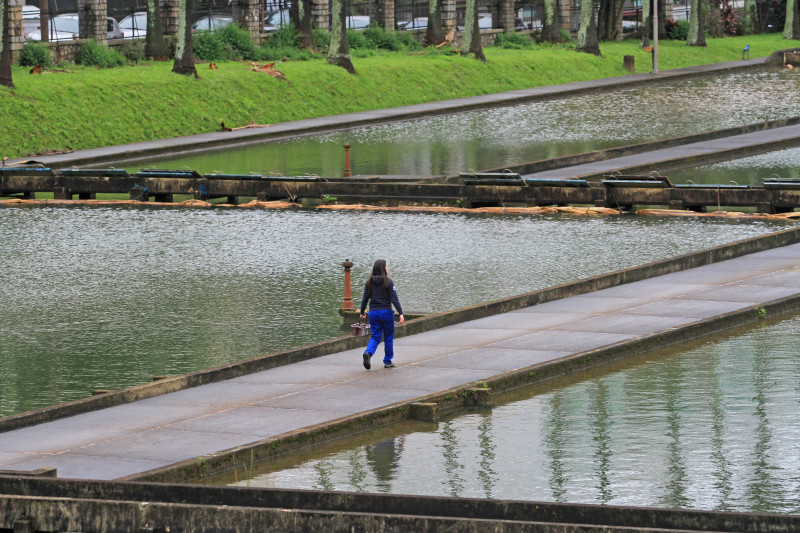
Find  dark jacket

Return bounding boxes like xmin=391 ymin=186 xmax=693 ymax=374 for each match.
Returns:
xmin=360 ymin=275 xmax=403 ymax=315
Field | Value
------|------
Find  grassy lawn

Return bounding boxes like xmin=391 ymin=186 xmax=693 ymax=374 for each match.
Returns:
xmin=0 ymin=33 xmax=797 ymax=159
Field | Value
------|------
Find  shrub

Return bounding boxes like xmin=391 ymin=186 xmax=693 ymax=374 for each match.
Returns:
xmin=347 ymin=28 xmax=371 ymax=49
xmin=312 ymin=28 xmax=331 ymax=52
xmin=666 ymin=18 xmax=690 ymax=40
xmin=494 ymin=32 xmax=535 ymax=49
xmin=18 ymin=42 xmax=53 ymax=68
xmin=193 ymin=30 xmax=233 ymax=60
xmin=76 ymin=40 xmax=126 ymax=68
xmin=260 ymin=25 xmax=315 ymax=61
xmin=219 ymin=23 xmax=260 ymax=59
xmin=115 ymin=40 xmax=145 ymax=62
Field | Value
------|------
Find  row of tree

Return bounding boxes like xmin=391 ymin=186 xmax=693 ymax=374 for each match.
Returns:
xmin=1 ymin=0 xmax=799 ymax=88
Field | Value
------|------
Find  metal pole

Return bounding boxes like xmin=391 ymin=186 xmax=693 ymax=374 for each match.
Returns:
xmin=652 ymin=0 xmax=658 ymax=73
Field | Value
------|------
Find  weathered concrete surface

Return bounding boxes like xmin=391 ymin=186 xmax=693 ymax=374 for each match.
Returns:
xmin=5 ymin=58 xmax=768 ymax=170
xmin=3 ymin=227 xmax=800 ymax=484
xmin=1 ymin=476 xmax=799 ymax=532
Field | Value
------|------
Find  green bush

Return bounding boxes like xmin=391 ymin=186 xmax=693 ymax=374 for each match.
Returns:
xmin=347 ymin=28 xmax=370 ymax=49
xmin=494 ymin=32 xmax=535 ymax=49
xmin=194 ymin=30 xmax=233 ymax=60
xmin=260 ymin=25 xmax=315 ymax=61
xmin=219 ymin=23 xmax=260 ymax=60
xmin=312 ymin=28 xmax=331 ymax=51
xmin=667 ymin=19 xmax=690 ymax=40
xmin=76 ymin=40 xmax=126 ymax=68
xmin=18 ymin=42 xmax=53 ymax=68
xmin=115 ymin=40 xmax=145 ymax=62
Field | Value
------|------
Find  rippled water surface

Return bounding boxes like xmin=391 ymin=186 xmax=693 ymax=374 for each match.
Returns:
xmin=125 ymin=69 xmax=800 ymax=177
xmin=242 ymin=314 xmax=800 ymax=514
xmin=0 ymin=207 xmax=789 ymax=416
xmin=667 ymin=146 xmax=800 ymax=186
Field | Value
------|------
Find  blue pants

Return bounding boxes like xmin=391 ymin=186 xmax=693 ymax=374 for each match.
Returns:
xmin=366 ymin=309 xmax=395 ymax=364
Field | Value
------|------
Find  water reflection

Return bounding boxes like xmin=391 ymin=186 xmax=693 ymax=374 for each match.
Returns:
xmin=246 ymin=315 xmax=800 ymax=513
xmin=122 ymin=69 xmax=800 ymax=178
xmin=666 ymin=146 xmax=800 ymax=187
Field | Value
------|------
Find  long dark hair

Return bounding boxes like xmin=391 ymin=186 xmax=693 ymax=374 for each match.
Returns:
xmin=366 ymin=259 xmax=391 ymax=297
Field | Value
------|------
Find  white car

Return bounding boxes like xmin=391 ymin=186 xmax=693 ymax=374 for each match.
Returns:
xmin=264 ymin=9 xmax=370 ymax=31
xmin=192 ymin=15 xmax=233 ymax=32
xmin=397 ymin=17 xmax=428 ymax=31
xmin=119 ymin=12 xmax=147 ymax=39
xmin=25 ymin=13 xmax=124 ymax=41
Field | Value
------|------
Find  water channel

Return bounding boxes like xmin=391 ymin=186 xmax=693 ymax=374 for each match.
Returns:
xmin=122 ymin=68 xmax=800 ymax=180
xmin=0 ymin=207 xmax=789 ymax=417
xmin=4 ymin=66 xmax=800 ymax=512
xmin=242 ymin=313 xmax=800 ymax=514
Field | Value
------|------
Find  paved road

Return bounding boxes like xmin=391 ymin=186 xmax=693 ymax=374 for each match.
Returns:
xmin=2 ymin=243 xmax=800 ymax=480
xmin=523 ymin=123 xmax=800 ymax=180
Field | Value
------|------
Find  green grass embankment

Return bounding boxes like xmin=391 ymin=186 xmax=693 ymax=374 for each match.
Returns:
xmin=1 ymin=33 xmax=796 ymax=159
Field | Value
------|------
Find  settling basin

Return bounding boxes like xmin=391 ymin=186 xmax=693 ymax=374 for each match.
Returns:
xmin=238 ymin=312 xmax=800 ymax=515
xmin=0 ymin=208 xmax=791 ymax=417
xmin=119 ymin=68 xmax=800 ymax=178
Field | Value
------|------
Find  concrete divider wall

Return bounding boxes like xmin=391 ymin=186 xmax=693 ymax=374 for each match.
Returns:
xmin=2 ymin=476 xmax=800 ymax=532
xmin=3 ymin=223 xmax=800 ymax=438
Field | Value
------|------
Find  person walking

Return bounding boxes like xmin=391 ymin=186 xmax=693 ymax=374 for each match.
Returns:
xmin=360 ymin=259 xmax=404 ymax=370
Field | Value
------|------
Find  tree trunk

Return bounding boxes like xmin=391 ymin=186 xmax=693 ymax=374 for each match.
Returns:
xmin=540 ymin=0 xmax=562 ymax=42
xmin=640 ymin=0 xmax=650 ymax=47
xmin=327 ymin=0 xmax=356 ymax=73
xmin=290 ymin=0 xmax=314 ymax=49
xmin=657 ymin=0 xmax=666 ymax=37
xmin=172 ymin=0 xmax=198 ymax=76
xmin=687 ymin=0 xmax=706 ymax=46
xmin=577 ymin=0 xmax=601 ymax=55
xmin=741 ymin=0 xmax=757 ymax=33
xmin=0 ymin=0 xmax=13 ymax=89
xmin=145 ymin=0 xmax=168 ymax=59
xmin=41 ymin=0 xmax=50 ymax=43
xmin=785 ymin=0 xmax=800 ymax=39
xmin=426 ymin=0 xmax=444 ymax=45
xmin=461 ymin=0 xmax=486 ymax=60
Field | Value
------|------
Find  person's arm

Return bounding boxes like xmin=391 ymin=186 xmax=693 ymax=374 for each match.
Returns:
xmin=360 ymin=281 xmax=369 ymax=318
xmin=390 ymin=282 xmax=404 ymax=324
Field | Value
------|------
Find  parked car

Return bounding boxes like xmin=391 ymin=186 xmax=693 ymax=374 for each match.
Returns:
xmin=264 ymin=9 xmax=370 ymax=31
xmin=457 ymin=13 xmax=526 ymax=31
xmin=25 ymin=13 xmax=124 ymax=41
xmin=22 ymin=5 xmax=41 ymax=39
xmin=397 ymin=17 xmax=428 ymax=31
xmin=192 ymin=15 xmax=233 ymax=32
xmin=263 ymin=9 xmax=290 ymax=31
xmin=119 ymin=12 xmax=147 ymax=39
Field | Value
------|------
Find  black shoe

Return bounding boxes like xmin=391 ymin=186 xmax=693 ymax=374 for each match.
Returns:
xmin=384 ymin=362 xmax=395 ymax=368
xmin=363 ymin=352 xmax=371 ymax=370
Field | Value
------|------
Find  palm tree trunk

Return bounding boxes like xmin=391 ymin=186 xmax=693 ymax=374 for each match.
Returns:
xmin=461 ymin=0 xmax=486 ymax=60
xmin=541 ymin=0 xmax=562 ymax=42
xmin=327 ymin=0 xmax=356 ymax=73
xmin=0 ymin=0 xmax=13 ymax=89
xmin=291 ymin=0 xmax=315 ymax=49
xmin=577 ymin=0 xmax=601 ymax=55
xmin=145 ymin=0 xmax=168 ymax=60
xmin=687 ymin=0 xmax=706 ymax=46
xmin=785 ymin=0 xmax=800 ymax=39
xmin=426 ymin=0 xmax=444 ymax=45
xmin=172 ymin=0 xmax=198 ymax=76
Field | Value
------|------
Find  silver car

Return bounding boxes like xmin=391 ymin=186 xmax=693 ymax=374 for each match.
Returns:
xmin=119 ymin=12 xmax=147 ymax=39
xmin=25 ymin=13 xmax=124 ymax=41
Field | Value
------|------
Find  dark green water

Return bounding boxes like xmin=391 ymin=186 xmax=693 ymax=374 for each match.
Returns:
xmin=241 ymin=314 xmax=800 ymax=514
xmin=667 ymin=146 xmax=800 ymax=186
xmin=122 ymin=69 xmax=800 ymax=178
xmin=0 ymin=206 xmax=789 ymax=417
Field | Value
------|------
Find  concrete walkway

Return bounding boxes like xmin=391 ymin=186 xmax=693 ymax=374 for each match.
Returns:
xmin=524 ymin=123 xmax=800 ymax=180
xmin=15 ymin=58 xmax=767 ymax=169
xmin=2 ymin=242 xmax=800 ymax=480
